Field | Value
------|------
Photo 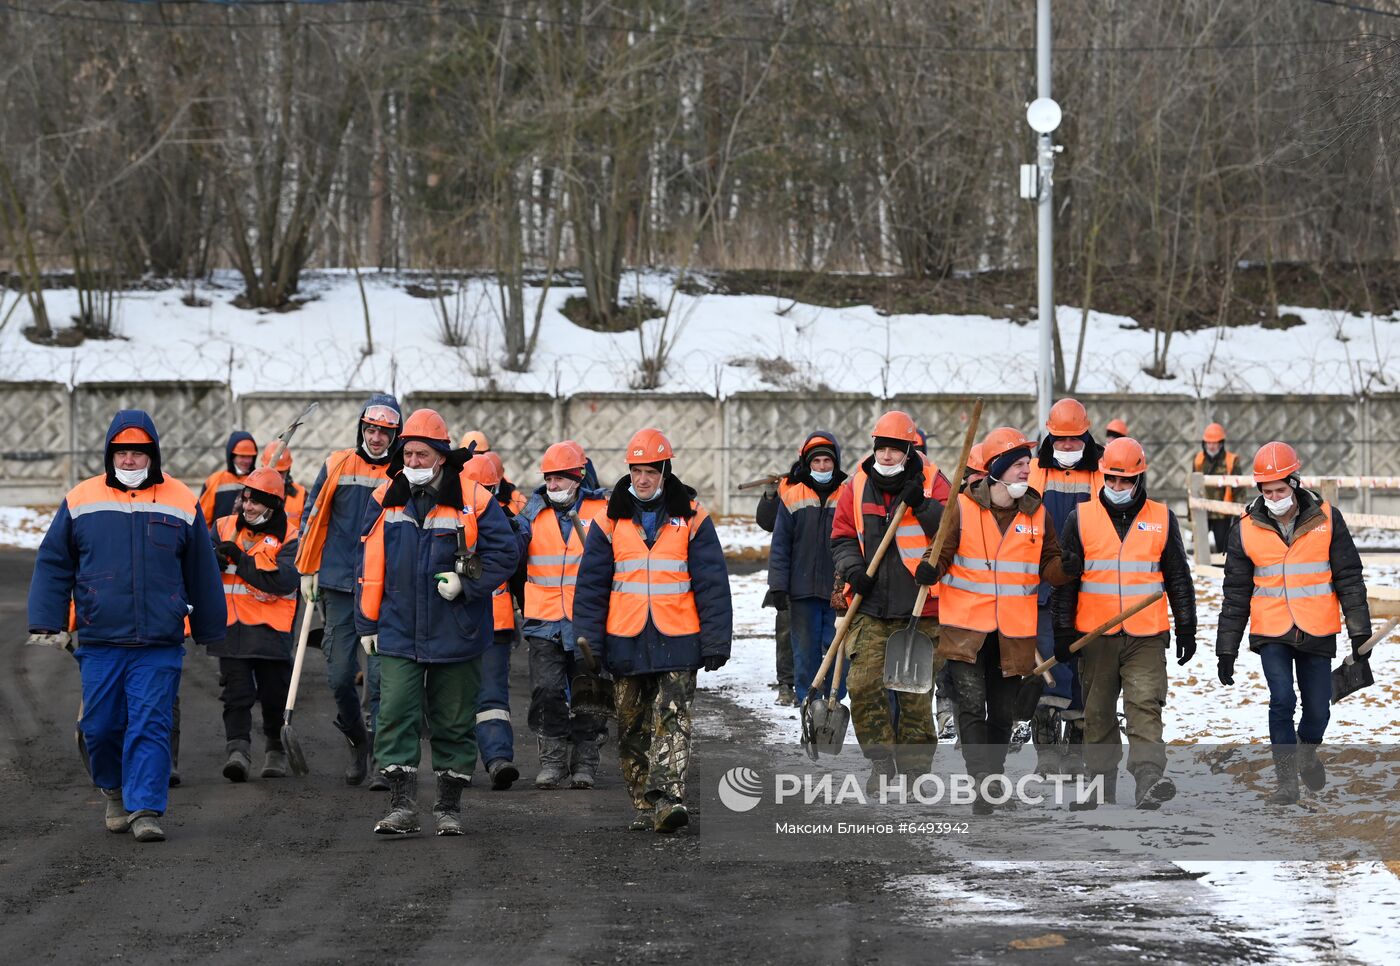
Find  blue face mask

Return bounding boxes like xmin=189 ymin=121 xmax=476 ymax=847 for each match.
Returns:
xmin=810 ymin=469 xmax=834 ymax=484
xmin=1103 ymin=484 xmax=1135 ymax=505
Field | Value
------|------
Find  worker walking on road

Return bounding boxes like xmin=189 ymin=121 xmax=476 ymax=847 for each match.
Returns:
xmin=27 ymin=410 xmax=226 ymax=842
xmin=198 ymin=431 xmax=259 ymax=527
xmin=573 ymin=428 xmax=733 ymax=833
xmin=210 ymin=468 xmax=300 ymax=783
xmin=296 ymin=394 xmax=401 ymax=790
xmin=1052 ymin=438 xmax=1196 ymax=810
xmin=830 ymin=411 xmax=951 ymax=791
xmin=1215 ymin=442 xmax=1372 ymax=804
xmin=755 ymin=474 xmax=796 ymax=706
xmin=356 ymin=410 xmax=520 ymax=836
xmin=1193 ymin=422 xmax=1241 ymax=555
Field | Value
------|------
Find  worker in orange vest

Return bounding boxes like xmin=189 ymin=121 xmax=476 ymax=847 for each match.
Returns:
xmin=519 ymin=441 xmax=611 ymax=790
xmin=1192 ymin=422 xmax=1241 ymax=554
xmin=1215 ymin=442 xmax=1372 ymax=804
xmin=1051 ymin=438 xmax=1196 ymax=810
xmin=572 ymin=428 xmax=732 ymax=834
xmin=260 ymin=441 xmax=305 ymax=530
xmin=198 ymin=431 xmax=258 ymax=526
xmin=461 ymin=431 xmax=530 ymax=515
xmin=917 ymin=427 xmax=1080 ymax=814
xmin=210 ymin=467 xmax=301 ymax=784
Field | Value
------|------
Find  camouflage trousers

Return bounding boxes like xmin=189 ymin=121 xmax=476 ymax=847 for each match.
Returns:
xmin=615 ymin=670 xmax=696 ymax=810
xmin=844 ymin=613 xmax=940 ymax=773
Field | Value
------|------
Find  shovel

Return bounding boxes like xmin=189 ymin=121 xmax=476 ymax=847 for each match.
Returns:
xmin=1013 ymin=591 xmax=1165 ymax=721
xmin=571 ymin=637 xmax=616 ymax=720
xmin=279 ymin=591 xmax=318 ymax=776
xmin=804 ymin=641 xmax=851 ymax=759
xmin=1331 ymin=617 xmax=1399 ymax=704
xmin=884 ymin=399 xmax=983 ymax=693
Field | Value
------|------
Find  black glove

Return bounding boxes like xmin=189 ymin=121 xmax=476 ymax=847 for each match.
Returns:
xmin=1053 ymin=630 xmax=1077 ymax=665
xmin=915 ymin=559 xmax=941 ymax=586
xmin=702 ymin=654 xmax=728 ymax=672
xmin=770 ymin=590 xmax=789 ymax=612
xmin=1176 ymin=631 xmax=1197 ymax=666
xmin=1060 ymin=549 xmax=1084 ymax=579
xmin=1351 ymin=636 xmax=1371 ymax=662
xmin=762 ymin=483 xmax=778 ymax=500
xmin=216 ymin=540 xmax=242 ymax=566
xmin=1217 ymin=655 xmax=1235 ymax=686
xmin=899 ymin=481 xmax=926 ymax=510
xmin=847 ymin=570 xmax=876 ymax=597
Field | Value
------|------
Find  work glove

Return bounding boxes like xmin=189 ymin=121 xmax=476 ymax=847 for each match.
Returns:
xmin=1217 ymin=654 xmax=1235 ymax=686
xmin=899 ymin=481 xmax=926 ymax=510
xmin=26 ymin=630 xmax=74 ymax=654
xmin=435 ymin=571 xmax=463 ymax=601
xmin=300 ymin=573 xmax=319 ymax=602
xmin=215 ymin=540 xmax=243 ymax=568
xmin=770 ymin=590 xmax=789 ymax=612
xmin=1059 ymin=549 xmax=1084 ymax=579
xmin=847 ymin=570 xmax=876 ymax=597
xmin=360 ymin=634 xmax=378 ymax=656
xmin=1176 ymin=631 xmax=1197 ymax=666
xmin=1053 ymin=630 xmax=1078 ymax=666
xmin=914 ymin=559 xmax=941 ymax=586
xmin=1351 ymin=634 xmax=1371 ymax=663
xmin=762 ymin=483 xmax=778 ymax=500
xmin=702 ymin=654 xmax=728 ymax=672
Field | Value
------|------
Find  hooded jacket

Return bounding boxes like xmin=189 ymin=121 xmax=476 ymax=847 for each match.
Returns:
xmin=572 ymin=474 xmax=733 ymax=675
xmin=769 ymin=429 xmax=848 ymax=600
xmin=197 ymin=430 xmax=257 ymax=526
xmin=28 ymin=410 xmax=227 ymax=647
xmin=295 ymin=393 xmax=401 ymax=592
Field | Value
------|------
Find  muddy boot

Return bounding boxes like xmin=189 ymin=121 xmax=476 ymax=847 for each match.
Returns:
xmin=487 ymin=759 xmax=519 ymax=791
xmin=1298 ymin=742 xmax=1326 ymax=791
xmin=432 ymin=773 xmax=468 ymax=836
xmin=1133 ymin=766 xmax=1177 ymax=810
xmin=1031 ymin=706 xmax=1062 ymax=774
xmin=776 ymin=685 xmax=796 ymax=707
xmin=865 ymin=757 xmax=897 ymax=796
xmin=1069 ymin=771 xmax=1117 ymax=812
xmin=129 ymin=810 xmax=165 ymax=843
xmin=100 ymin=788 xmax=130 ymax=833
xmin=222 ymin=741 xmax=252 ymax=783
xmin=1062 ymin=717 xmax=1086 ymax=777
xmin=368 ymin=732 xmax=389 ymax=791
xmin=261 ymin=748 xmax=289 ymax=779
xmin=337 ymin=720 xmax=370 ymax=787
xmin=374 ymin=768 xmax=420 ymax=835
xmin=653 ymin=796 xmax=690 ymax=834
xmin=1267 ymin=749 xmax=1300 ymax=805
xmin=971 ymin=773 xmax=995 ymax=816
xmin=569 ymin=738 xmax=599 ymax=790
xmin=534 ymin=737 xmax=571 ymax=789
xmin=628 ymin=806 xmax=654 ymax=831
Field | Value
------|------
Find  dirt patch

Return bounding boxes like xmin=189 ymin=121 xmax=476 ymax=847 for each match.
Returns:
xmin=561 ymin=294 xmax=665 ymax=332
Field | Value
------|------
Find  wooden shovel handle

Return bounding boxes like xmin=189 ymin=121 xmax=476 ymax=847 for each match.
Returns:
xmin=283 ymin=591 xmax=318 ymax=718
xmin=1031 ymin=591 xmax=1165 ymax=677
xmin=911 ymin=399 xmax=984 ymax=607
xmin=1345 ymin=616 xmax=1400 ymax=665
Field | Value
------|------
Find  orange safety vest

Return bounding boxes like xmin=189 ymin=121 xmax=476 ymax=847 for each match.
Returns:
xmin=524 ymin=498 xmax=608 ymax=622
xmin=491 ymin=584 xmax=514 ymax=632
xmin=199 ymin=469 xmax=247 ymax=527
xmin=508 ymin=488 xmax=528 ymax=516
xmin=938 ymin=493 xmax=1044 ymax=637
xmin=1027 ymin=464 xmax=1104 ymax=504
xmin=283 ymin=484 xmax=306 ymax=531
xmin=1075 ymin=499 xmax=1170 ymax=636
xmin=215 ymin=514 xmax=298 ymax=633
xmin=594 ymin=501 xmax=708 ymax=637
xmin=1239 ymin=503 xmax=1342 ymax=638
xmin=295 ymin=449 xmax=392 ymax=575
xmin=850 ymin=462 xmax=941 ymax=591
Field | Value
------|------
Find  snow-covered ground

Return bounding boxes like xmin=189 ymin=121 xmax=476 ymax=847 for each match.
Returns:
xmin=0 ymin=505 xmax=52 ymax=550
xmin=1 ymin=271 xmax=1395 ymax=396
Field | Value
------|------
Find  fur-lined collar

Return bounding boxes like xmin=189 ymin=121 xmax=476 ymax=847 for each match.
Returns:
xmin=379 ymin=447 xmax=476 ymax=510
xmin=606 ymin=474 xmax=697 ymax=520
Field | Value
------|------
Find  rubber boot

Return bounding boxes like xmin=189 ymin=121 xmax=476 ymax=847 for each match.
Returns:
xmin=653 ymin=796 xmax=690 ymax=834
xmin=487 ymin=759 xmax=519 ymax=791
xmin=261 ymin=747 xmax=289 ymax=779
xmin=971 ymin=773 xmax=995 ymax=816
xmin=534 ymin=737 xmax=571 ymax=789
xmin=374 ymin=768 xmax=421 ymax=835
xmin=1267 ymin=748 xmax=1300 ymax=805
xmin=1031 ymin=706 xmax=1062 ymax=775
xmin=129 ymin=810 xmax=165 ymax=843
xmin=100 ymin=788 xmax=130 ymax=833
xmin=1062 ymin=717 xmax=1086 ymax=778
xmin=368 ymin=731 xmax=389 ymax=791
xmin=337 ymin=719 xmax=370 ymax=787
xmin=1069 ymin=771 xmax=1118 ymax=812
xmin=222 ymin=740 xmax=252 ymax=783
xmin=776 ymin=685 xmax=796 ymax=707
xmin=569 ymin=737 xmax=599 ymax=790
xmin=1298 ymin=742 xmax=1327 ymax=791
xmin=1132 ymin=766 xmax=1177 ymax=810
xmin=865 ymin=757 xmax=897 ymax=797
xmin=432 ymin=773 xmax=468 ymax=836
xmin=628 ymin=807 xmax=654 ymax=831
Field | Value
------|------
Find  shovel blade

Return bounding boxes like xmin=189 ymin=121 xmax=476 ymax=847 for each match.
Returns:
xmin=571 ymin=673 xmax=616 ymax=721
xmin=809 ymin=699 xmax=851 ymax=756
xmin=1331 ymin=658 xmax=1374 ymax=704
xmin=280 ymin=724 xmax=309 ymax=776
xmin=883 ymin=628 xmax=935 ymax=693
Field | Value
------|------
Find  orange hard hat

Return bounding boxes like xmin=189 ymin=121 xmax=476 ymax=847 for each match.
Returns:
xmin=1046 ymin=398 xmax=1090 ymax=437
xmin=626 ymin=428 xmax=674 ymax=464
xmin=111 ymin=427 xmax=153 ymax=446
xmin=481 ymin=451 xmax=506 ymax=481
xmin=966 ymin=443 xmax=987 ymax=474
xmin=541 ymin=440 xmax=587 ymax=476
xmin=871 ymin=410 xmax=920 ymax=445
xmin=401 ymin=409 xmax=451 ymax=445
xmin=1105 ymin=418 xmax=1129 ymax=438
xmin=802 ymin=434 xmax=836 ymax=456
xmin=1202 ymin=422 xmax=1227 ymax=444
xmin=460 ymin=430 xmax=492 ymax=452
xmin=1253 ymin=441 xmax=1300 ymax=484
xmin=242 ymin=467 xmax=286 ymax=502
xmin=260 ymin=441 xmax=292 ymax=472
xmin=232 ymin=437 xmax=259 ymax=457
xmin=1101 ymin=437 xmax=1147 ymax=477
xmin=980 ymin=427 xmax=1033 ymax=467
xmin=462 ymin=453 xmax=501 ymax=487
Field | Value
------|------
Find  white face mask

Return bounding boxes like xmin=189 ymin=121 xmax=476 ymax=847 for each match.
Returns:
xmin=114 ymin=466 xmax=148 ymax=489
xmin=403 ymin=466 xmax=436 ymax=487
xmin=547 ymin=486 xmax=576 ymax=507
xmin=1001 ymin=480 xmax=1029 ymax=499
xmin=1103 ymin=484 xmax=1135 ymax=506
xmin=243 ymin=507 xmax=272 ymax=526
xmin=873 ymin=460 xmax=904 ymax=478
xmin=1264 ymin=494 xmax=1294 ymax=516
xmin=1053 ymin=446 xmax=1084 ymax=468
xmin=810 ymin=469 xmax=834 ymax=484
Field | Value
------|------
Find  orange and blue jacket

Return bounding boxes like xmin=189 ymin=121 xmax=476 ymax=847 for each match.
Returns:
xmin=197 ymin=431 xmax=257 ymax=527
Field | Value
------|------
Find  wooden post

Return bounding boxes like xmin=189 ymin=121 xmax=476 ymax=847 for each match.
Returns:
xmin=1190 ymin=471 xmax=1211 ymax=568
xmin=1320 ymin=478 xmax=1340 ymax=511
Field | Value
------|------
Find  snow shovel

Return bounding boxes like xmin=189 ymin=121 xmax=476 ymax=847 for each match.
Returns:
xmin=804 ymin=640 xmax=851 ymax=758
xmin=571 ymin=637 xmax=615 ymax=720
xmin=264 ymin=400 xmax=319 ymax=469
xmin=1013 ymin=591 xmax=1165 ymax=721
xmin=1331 ymin=617 xmax=1399 ymax=704
xmin=884 ymin=399 xmax=983 ymax=693
xmin=279 ymin=592 xmax=318 ymax=776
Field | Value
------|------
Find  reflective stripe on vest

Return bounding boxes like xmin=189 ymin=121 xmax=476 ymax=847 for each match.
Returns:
xmin=780 ymin=480 xmax=822 ymax=514
xmin=938 ymin=493 xmax=1043 ymax=636
xmin=524 ymin=498 xmax=607 ymax=622
xmin=1239 ymin=503 xmax=1342 ymax=638
xmin=596 ymin=502 xmax=708 ymax=637
xmin=216 ymin=514 xmax=297 ymax=633
xmin=1027 ymin=465 xmax=1104 ymax=506
xmin=1074 ymin=499 xmax=1170 ymax=636
xmin=851 ymin=463 xmax=940 ymax=593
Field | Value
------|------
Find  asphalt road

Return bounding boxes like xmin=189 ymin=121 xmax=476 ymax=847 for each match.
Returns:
xmin=0 ymin=548 xmax=1272 ymax=965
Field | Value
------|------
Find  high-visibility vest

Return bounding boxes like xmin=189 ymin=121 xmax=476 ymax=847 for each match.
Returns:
xmin=524 ymin=498 xmax=608 ymax=622
xmin=295 ymin=449 xmax=392 ymax=575
xmin=938 ymin=493 xmax=1044 ymax=637
xmin=594 ymin=501 xmax=709 ymax=637
xmin=779 ymin=480 xmax=822 ymax=513
xmin=283 ymin=483 xmax=306 ymax=531
xmin=1194 ymin=450 xmax=1239 ymax=505
xmin=850 ymin=462 xmax=940 ymax=594
xmin=215 ymin=514 xmax=298 ymax=633
xmin=1027 ymin=464 xmax=1104 ymax=507
xmin=199 ymin=469 xmax=247 ymax=527
xmin=1239 ymin=502 xmax=1342 ymax=638
xmin=492 ymin=584 xmax=514 ymax=632
xmin=1075 ymin=499 xmax=1170 ymax=636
